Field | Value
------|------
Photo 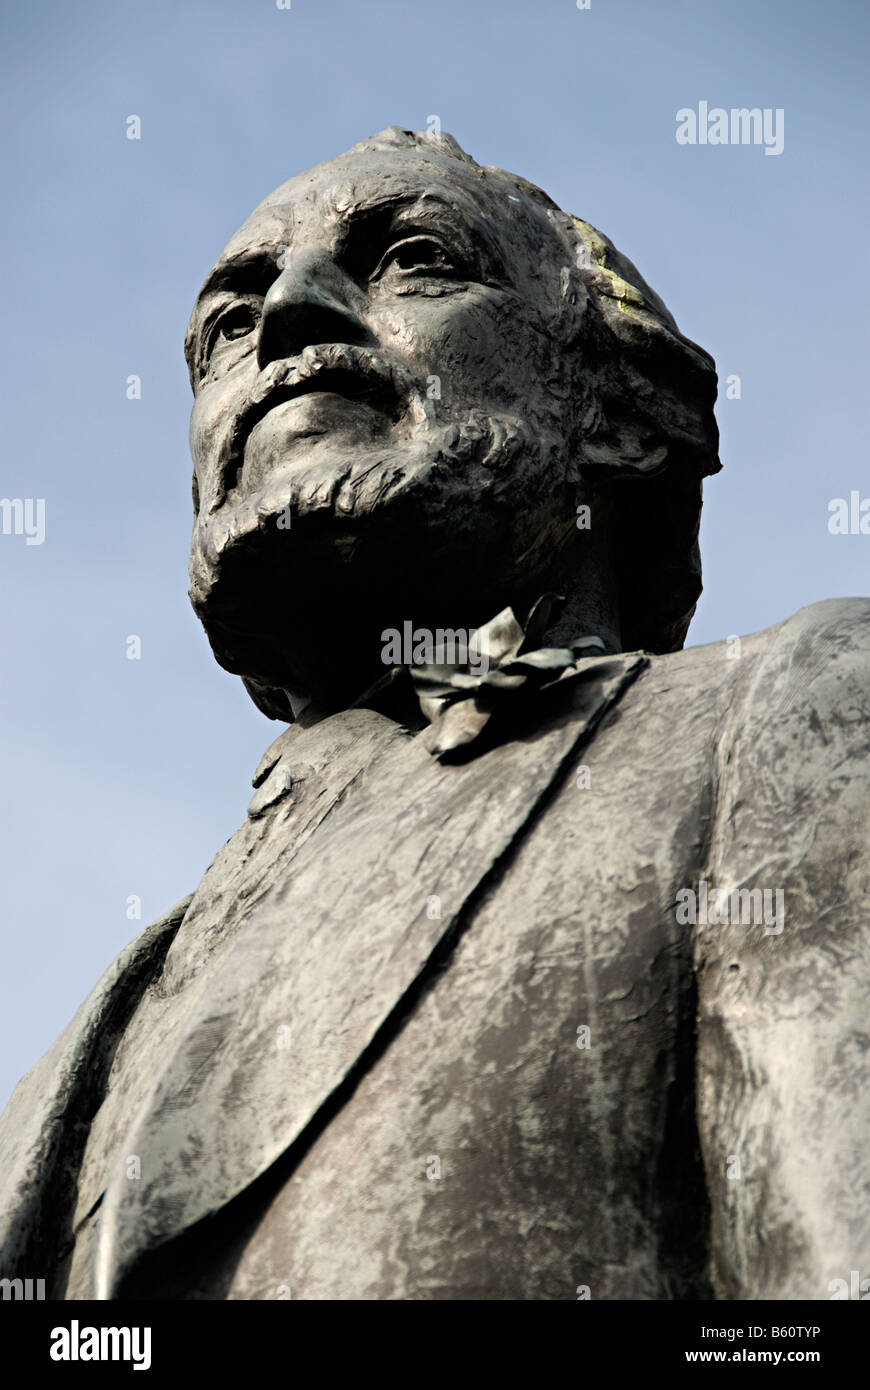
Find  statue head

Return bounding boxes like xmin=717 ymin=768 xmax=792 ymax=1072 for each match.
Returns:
xmin=185 ymin=128 xmax=720 ymax=719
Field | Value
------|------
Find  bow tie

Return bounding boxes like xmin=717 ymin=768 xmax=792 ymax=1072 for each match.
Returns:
xmin=410 ymin=594 xmax=605 ymax=759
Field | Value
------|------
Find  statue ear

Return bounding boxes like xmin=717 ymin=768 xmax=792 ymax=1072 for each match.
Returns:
xmin=563 ymin=216 xmax=720 ymax=485
xmin=550 ymin=214 xmax=720 ymax=655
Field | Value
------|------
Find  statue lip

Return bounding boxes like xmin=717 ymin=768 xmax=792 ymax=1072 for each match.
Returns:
xmin=256 ymin=366 xmax=388 ymax=410
xmin=220 ymin=343 xmax=405 ymax=495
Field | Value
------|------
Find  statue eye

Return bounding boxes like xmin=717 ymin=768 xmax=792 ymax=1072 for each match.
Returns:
xmin=214 ymin=302 xmax=259 ymax=343
xmin=372 ymin=235 xmax=459 ymax=280
xmin=200 ymin=299 xmax=261 ymax=376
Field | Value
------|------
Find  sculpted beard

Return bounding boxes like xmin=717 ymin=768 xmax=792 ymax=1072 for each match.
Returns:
xmin=188 ymin=353 xmax=576 ymax=705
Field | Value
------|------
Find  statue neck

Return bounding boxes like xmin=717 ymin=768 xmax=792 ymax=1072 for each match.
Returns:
xmin=286 ymin=523 xmax=624 ymax=731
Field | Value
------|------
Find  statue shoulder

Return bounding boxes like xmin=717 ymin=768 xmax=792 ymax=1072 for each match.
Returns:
xmin=630 ymin=598 xmax=870 ymax=722
xmin=736 ymin=596 xmax=870 ymax=716
xmin=704 ymin=595 xmax=870 ymax=899
xmin=0 ymin=894 xmax=193 ymax=1275
xmin=647 ymin=596 xmax=870 ymax=775
xmin=5 ymin=891 xmax=193 ymax=1108
xmin=761 ymin=594 xmax=870 ymax=651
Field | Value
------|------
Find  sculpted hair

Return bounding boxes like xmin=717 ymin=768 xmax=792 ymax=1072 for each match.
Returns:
xmin=553 ymin=210 xmax=720 ymax=652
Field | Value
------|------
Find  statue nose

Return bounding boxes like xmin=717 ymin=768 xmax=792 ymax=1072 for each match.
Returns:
xmin=257 ymin=251 xmax=367 ymax=368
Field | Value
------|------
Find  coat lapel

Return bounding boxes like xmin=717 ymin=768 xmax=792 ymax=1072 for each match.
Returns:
xmin=96 ymin=654 xmax=646 ymax=1297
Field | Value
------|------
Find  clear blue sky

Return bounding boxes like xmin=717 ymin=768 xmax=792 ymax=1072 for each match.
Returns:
xmin=1 ymin=0 xmax=868 ymax=1109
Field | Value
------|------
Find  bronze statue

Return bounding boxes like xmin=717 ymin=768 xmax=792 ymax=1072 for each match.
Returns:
xmin=2 ymin=129 xmax=867 ymax=1301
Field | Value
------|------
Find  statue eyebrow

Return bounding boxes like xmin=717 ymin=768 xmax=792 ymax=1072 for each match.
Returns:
xmin=195 ymin=248 xmax=282 ymax=307
xmin=334 ymin=190 xmax=501 ymax=277
xmin=192 ymin=192 xmax=449 ymax=309
xmin=186 ymin=249 xmax=282 ymax=373
xmin=338 ymin=189 xmax=455 ymax=222
xmin=195 ymin=190 xmax=494 ymax=306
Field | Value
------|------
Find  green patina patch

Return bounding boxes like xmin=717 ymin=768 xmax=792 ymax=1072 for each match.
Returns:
xmin=569 ymin=215 xmax=715 ymax=369
xmin=571 ymin=216 xmax=645 ymax=312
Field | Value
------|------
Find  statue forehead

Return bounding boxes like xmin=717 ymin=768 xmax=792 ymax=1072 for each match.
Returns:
xmin=210 ymin=144 xmax=550 ymax=275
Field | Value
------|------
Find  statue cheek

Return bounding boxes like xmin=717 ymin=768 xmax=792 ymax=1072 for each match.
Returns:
xmin=192 ymin=362 xmax=249 ymax=449
xmin=189 ymin=385 xmax=239 ymax=515
xmin=188 ymin=397 xmax=216 ymax=494
xmin=371 ymin=289 xmax=495 ymax=370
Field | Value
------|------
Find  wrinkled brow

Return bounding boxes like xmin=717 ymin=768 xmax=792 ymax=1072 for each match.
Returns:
xmin=185 ymin=237 xmax=288 ymax=386
xmin=198 ymin=247 xmax=280 ymax=301
xmin=185 ymin=185 xmax=507 ymax=380
xmin=185 ymin=246 xmax=280 ymax=365
xmin=194 ymin=186 xmax=498 ymax=305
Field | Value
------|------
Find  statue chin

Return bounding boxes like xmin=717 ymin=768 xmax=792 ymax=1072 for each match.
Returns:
xmin=190 ymin=415 xmax=573 ymax=710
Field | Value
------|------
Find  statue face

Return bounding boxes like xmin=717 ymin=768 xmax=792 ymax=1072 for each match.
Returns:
xmin=186 ymin=139 xmax=587 ymax=705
